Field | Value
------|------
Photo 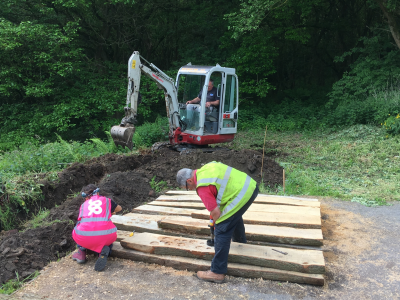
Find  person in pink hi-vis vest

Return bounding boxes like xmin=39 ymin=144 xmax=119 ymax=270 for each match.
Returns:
xmin=72 ymin=184 xmax=122 ymax=271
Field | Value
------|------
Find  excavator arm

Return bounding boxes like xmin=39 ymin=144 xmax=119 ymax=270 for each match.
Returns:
xmin=111 ymin=51 xmax=181 ymax=150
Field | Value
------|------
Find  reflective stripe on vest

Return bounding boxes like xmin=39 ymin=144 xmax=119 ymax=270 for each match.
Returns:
xmin=220 ymin=174 xmax=251 ymax=218
xmin=74 ymin=227 xmax=117 ymax=236
xmin=197 ymin=166 xmax=232 ymax=206
xmin=74 ymin=195 xmax=116 ymax=237
xmin=78 ymin=197 xmax=111 ymax=223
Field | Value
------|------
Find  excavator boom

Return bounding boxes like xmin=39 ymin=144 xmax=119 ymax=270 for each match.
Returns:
xmin=110 ymin=51 xmax=179 ymax=150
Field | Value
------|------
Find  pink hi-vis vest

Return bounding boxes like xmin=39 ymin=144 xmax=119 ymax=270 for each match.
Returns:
xmin=72 ymin=195 xmax=117 ymax=253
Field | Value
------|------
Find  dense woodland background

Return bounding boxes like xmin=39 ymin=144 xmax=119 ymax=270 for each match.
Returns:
xmin=1 ymin=0 xmax=400 ymax=150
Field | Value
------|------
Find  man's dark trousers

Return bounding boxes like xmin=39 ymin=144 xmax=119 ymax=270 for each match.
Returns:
xmin=211 ymin=186 xmax=259 ymax=274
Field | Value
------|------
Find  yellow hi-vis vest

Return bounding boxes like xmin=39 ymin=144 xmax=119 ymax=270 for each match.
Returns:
xmin=196 ymin=162 xmax=257 ymax=224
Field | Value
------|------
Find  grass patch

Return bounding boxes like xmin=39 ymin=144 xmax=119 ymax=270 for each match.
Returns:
xmin=150 ymin=176 xmax=168 ymax=193
xmin=24 ymin=209 xmax=50 ymax=228
xmin=0 ymin=271 xmax=40 ymax=295
xmin=22 ymin=208 xmax=64 ymax=229
xmin=226 ymin=124 xmax=400 ymax=205
xmin=0 ymin=133 xmax=131 ymax=230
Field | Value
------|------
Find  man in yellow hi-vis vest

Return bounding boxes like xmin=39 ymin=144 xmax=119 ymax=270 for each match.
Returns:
xmin=176 ymin=162 xmax=259 ymax=283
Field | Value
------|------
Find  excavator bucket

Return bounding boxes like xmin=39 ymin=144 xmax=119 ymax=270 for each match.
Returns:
xmin=110 ymin=125 xmax=135 ymax=150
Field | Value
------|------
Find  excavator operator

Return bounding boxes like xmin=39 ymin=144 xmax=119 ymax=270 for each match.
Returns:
xmin=186 ymin=79 xmax=220 ymax=108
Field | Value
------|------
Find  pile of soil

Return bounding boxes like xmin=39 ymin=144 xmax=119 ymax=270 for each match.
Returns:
xmin=0 ymin=149 xmax=283 ymax=285
xmin=0 ymin=222 xmax=74 ymax=285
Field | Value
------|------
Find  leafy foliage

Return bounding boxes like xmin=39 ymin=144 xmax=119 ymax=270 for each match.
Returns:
xmin=382 ymin=114 xmax=400 ymax=136
xmin=0 ymin=0 xmax=397 ymax=148
xmin=133 ymin=117 xmax=169 ymax=149
xmin=0 ymin=19 xmax=81 ymax=98
xmin=150 ymin=176 xmax=168 ymax=193
xmin=90 ymin=132 xmax=119 ymax=155
xmin=225 ymin=30 xmax=277 ymax=99
xmin=328 ymin=33 xmax=400 ymax=106
xmin=225 ymin=0 xmax=283 ymax=39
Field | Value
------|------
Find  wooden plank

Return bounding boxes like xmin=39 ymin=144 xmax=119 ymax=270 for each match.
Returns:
xmin=158 ymin=194 xmax=201 ymax=201
xmin=133 ymin=204 xmax=321 ymax=229
xmin=192 ymin=210 xmax=321 ymax=229
xmin=157 ymin=195 xmax=320 ymax=208
xmin=117 ymin=229 xmax=322 ymax=251
xmin=112 ymin=214 xmax=167 ymax=233
xmin=149 ymin=201 xmax=321 ymax=216
xmin=165 ymin=190 xmax=197 ymax=195
xmin=158 ymin=217 xmax=323 ymax=246
xmin=165 ymin=191 xmax=319 ymax=202
xmin=256 ymin=196 xmax=320 ymax=207
xmin=111 ymin=214 xmax=323 ymax=246
xmin=258 ymin=194 xmax=319 ymax=201
xmin=133 ymin=205 xmax=207 ymax=216
xmin=113 ymin=214 xmax=208 ymax=239
xmin=114 ymin=213 xmax=323 ymax=246
xmin=111 ymin=242 xmax=324 ymax=285
xmin=116 ymin=229 xmax=205 ymax=242
xmin=149 ymin=201 xmax=204 ymax=210
xmin=110 ymin=242 xmax=324 ymax=285
xmin=120 ymin=232 xmax=325 ymax=274
xmin=117 ymin=230 xmax=133 ymax=241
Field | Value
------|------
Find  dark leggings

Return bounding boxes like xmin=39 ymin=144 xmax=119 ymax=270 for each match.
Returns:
xmin=77 ymin=244 xmax=113 ymax=255
xmin=211 ymin=186 xmax=259 ymax=274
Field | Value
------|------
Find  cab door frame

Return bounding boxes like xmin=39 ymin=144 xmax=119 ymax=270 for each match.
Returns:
xmin=219 ymin=73 xmax=238 ymax=134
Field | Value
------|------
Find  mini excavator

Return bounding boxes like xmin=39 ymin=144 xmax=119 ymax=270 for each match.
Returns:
xmin=110 ymin=51 xmax=239 ymax=151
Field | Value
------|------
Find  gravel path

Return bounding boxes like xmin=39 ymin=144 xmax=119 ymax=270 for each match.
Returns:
xmin=4 ymin=198 xmax=400 ymax=300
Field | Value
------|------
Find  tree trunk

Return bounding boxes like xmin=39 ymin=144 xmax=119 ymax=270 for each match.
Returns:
xmin=376 ymin=0 xmax=400 ymax=50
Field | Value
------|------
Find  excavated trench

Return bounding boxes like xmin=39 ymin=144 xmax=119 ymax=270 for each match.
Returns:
xmin=0 ymin=148 xmax=283 ymax=284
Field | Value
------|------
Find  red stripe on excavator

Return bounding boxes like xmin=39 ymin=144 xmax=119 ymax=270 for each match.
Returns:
xmin=187 ymin=134 xmax=235 ymax=145
xmin=152 ymin=73 xmax=163 ymax=82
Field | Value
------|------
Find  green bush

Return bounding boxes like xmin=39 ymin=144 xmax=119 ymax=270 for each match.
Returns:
xmin=133 ymin=117 xmax=169 ymax=149
xmin=325 ymin=85 xmax=400 ymax=128
xmin=238 ymin=100 xmax=325 ymax=132
xmin=328 ymin=32 xmax=400 ymax=107
xmin=382 ymin=113 xmax=400 ymax=136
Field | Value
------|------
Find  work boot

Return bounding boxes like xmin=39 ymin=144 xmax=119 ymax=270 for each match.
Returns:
xmin=94 ymin=246 xmax=110 ymax=272
xmin=196 ymin=270 xmax=225 ymax=283
xmin=72 ymin=248 xmax=86 ymax=264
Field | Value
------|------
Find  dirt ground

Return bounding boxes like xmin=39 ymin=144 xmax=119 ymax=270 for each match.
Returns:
xmin=0 ymin=149 xmax=283 ymax=286
xmin=2 ymin=199 xmax=399 ymax=300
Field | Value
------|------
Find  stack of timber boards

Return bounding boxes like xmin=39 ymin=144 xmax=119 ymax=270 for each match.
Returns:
xmin=111 ymin=191 xmax=325 ymax=285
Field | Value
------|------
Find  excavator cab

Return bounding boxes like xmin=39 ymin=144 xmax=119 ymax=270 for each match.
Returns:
xmin=176 ymin=65 xmax=239 ymax=144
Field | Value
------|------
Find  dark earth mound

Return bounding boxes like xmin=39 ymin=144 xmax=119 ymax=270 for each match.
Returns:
xmin=0 ymin=149 xmax=283 ymax=284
